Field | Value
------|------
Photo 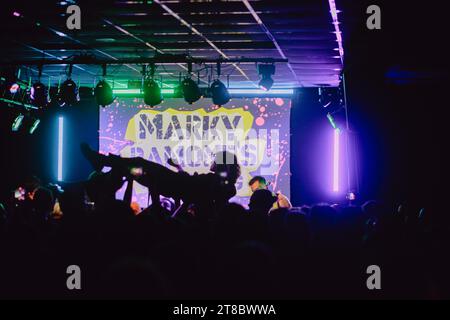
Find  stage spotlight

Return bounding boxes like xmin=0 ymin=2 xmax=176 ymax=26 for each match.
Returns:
xmin=94 ymin=80 xmax=115 ymax=106
xmin=30 ymin=82 xmax=49 ymax=108
xmin=29 ymin=118 xmax=41 ymax=135
xmin=210 ymin=79 xmax=230 ymax=106
xmin=258 ymin=77 xmax=274 ymax=92
xmin=326 ymin=113 xmax=338 ymax=130
xmin=12 ymin=114 xmax=24 ymax=132
xmin=57 ymin=79 xmax=79 ymax=107
xmin=258 ymin=64 xmax=275 ymax=91
xmin=143 ymin=79 xmax=163 ymax=107
xmin=181 ymin=78 xmax=201 ymax=104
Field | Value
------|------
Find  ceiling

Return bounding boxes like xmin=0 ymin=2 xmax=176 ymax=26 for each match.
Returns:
xmin=0 ymin=0 xmax=344 ymax=89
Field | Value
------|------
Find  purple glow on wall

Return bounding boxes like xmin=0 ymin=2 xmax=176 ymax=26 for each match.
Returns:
xmin=333 ymin=128 xmax=340 ymax=192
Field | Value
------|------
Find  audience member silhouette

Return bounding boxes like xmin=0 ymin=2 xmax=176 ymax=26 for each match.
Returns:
xmin=81 ymin=143 xmax=240 ymax=220
xmin=0 ymin=148 xmax=445 ymax=300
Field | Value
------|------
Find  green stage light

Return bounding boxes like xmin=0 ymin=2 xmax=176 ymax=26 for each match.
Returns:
xmin=113 ymin=88 xmax=175 ymax=95
xmin=12 ymin=114 xmax=24 ymax=132
xmin=143 ymin=79 xmax=163 ymax=107
xmin=112 ymin=88 xmax=294 ymax=97
xmin=327 ymin=113 xmax=338 ymax=130
xmin=0 ymin=98 xmax=38 ymax=110
xmin=94 ymin=80 xmax=115 ymax=106
xmin=29 ymin=118 xmax=41 ymax=134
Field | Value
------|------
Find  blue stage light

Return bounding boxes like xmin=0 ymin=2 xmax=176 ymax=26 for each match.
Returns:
xmin=58 ymin=117 xmax=64 ymax=181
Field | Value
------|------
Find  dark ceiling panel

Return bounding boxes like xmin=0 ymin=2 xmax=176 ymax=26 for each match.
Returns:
xmin=0 ymin=0 xmax=344 ymax=88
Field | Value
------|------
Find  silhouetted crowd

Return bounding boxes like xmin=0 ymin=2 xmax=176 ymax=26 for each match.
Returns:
xmin=0 ymin=150 xmax=447 ymax=299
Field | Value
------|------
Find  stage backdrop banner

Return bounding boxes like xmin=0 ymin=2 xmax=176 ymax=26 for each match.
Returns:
xmin=99 ymin=97 xmax=291 ymax=208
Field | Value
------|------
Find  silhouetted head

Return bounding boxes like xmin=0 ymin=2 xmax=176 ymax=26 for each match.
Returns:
xmin=32 ymin=187 xmax=54 ymax=216
xmin=210 ymin=151 xmax=241 ymax=184
xmin=249 ymin=189 xmax=277 ymax=214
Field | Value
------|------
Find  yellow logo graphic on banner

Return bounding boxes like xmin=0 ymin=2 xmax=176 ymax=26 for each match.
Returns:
xmin=122 ymin=107 xmax=267 ymax=197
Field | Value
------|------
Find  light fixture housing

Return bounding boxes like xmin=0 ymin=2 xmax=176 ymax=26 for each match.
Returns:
xmin=210 ymin=79 xmax=230 ymax=106
xmin=181 ymin=78 xmax=201 ymax=104
xmin=30 ymin=82 xmax=49 ymax=108
xmin=258 ymin=77 xmax=274 ymax=92
xmin=94 ymin=80 xmax=115 ymax=106
xmin=57 ymin=79 xmax=80 ymax=107
xmin=143 ymin=78 xmax=163 ymax=107
xmin=258 ymin=64 xmax=275 ymax=91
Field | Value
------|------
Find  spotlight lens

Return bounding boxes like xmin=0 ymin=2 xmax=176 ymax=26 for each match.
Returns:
xmin=9 ymin=83 xmax=20 ymax=94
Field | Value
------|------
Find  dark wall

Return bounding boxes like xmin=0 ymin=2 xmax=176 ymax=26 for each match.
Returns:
xmin=339 ymin=0 xmax=444 ymax=207
xmin=0 ymin=96 xmax=99 ymax=200
xmin=289 ymin=81 xmax=439 ymax=207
